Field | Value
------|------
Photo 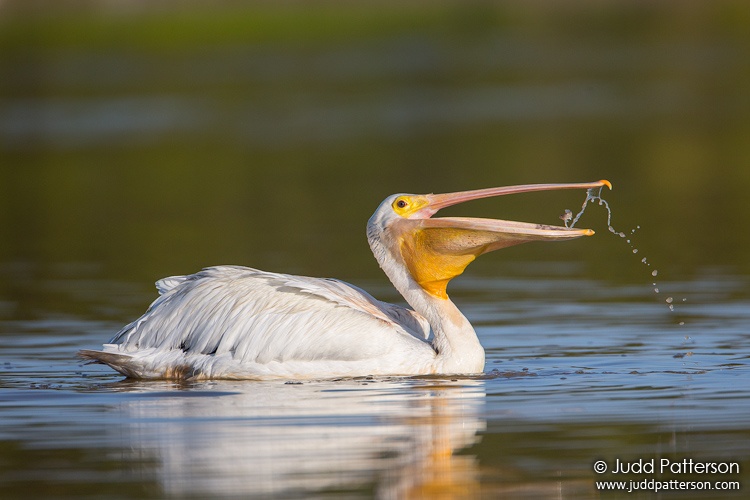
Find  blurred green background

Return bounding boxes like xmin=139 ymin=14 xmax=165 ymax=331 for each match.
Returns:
xmin=1 ymin=0 xmax=748 ymax=291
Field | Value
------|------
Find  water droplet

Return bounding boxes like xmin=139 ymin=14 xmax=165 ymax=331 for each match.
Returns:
xmin=632 ymin=248 xmax=638 ymax=254
xmin=654 ymin=288 xmax=660 ymax=293
xmin=560 ymin=209 xmax=573 ymax=227
xmin=618 ymin=232 xmax=626 ymax=238
xmin=666 ymin=297 xmax=673 ymax=304
xmin=679 ymin=321 xmax=685 ymax=326
xmin=641 ymin=257 xmax=647 ymax=264
xmin=669 ymin=304 xmax=674 ymax=311
xmin=651 ymin=270 xmax=658 ymax=277
xmin=682 ymin=298 xmax=687 ymax=302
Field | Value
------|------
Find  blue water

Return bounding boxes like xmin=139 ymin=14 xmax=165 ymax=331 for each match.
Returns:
xmin=1 ymin=265 xmax=747 ymax=498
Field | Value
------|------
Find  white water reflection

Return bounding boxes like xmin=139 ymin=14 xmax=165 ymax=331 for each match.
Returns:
xmin=113 ymin=379 xmax=486 ymax=498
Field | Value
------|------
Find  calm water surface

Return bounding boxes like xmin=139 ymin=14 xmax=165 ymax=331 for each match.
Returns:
xmin=1 ymin=264 xmax=748 ymax=499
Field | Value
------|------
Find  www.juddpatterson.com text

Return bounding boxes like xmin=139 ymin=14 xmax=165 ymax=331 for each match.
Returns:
xmin=593 ymin=458 xmax=741 ymax=493
xmin=597 ymin=478 xmax=740 ymax=493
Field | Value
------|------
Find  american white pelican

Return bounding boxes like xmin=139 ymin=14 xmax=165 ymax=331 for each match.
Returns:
xmin=80 ymin=180 xmax=611 ymax=380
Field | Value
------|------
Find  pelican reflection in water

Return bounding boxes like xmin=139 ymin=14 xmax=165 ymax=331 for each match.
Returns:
xmin=114 ymin=380 xmax=487 ymax=498
xmin=81 ymin=180 xmax=611 ymax=380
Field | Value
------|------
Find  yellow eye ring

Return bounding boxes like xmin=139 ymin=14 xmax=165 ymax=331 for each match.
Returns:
xmin=392 ymin=195 xmax=429 ymax=217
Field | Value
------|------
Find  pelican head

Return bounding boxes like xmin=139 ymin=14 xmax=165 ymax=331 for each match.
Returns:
xmin=367 ymin=180 xmax=611 ymax=300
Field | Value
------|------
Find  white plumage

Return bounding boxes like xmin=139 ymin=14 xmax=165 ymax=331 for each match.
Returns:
xmin=92 ymin=266 xmax=433 ymax=379
xmin=80 ymin=180 xmax=609 ymax=380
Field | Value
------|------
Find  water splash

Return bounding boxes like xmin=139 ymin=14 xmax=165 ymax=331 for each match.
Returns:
xmin=565 ymin=185 xmax=687 ymax=320
xmin=566 ymin=186 xmax=611 ymax=229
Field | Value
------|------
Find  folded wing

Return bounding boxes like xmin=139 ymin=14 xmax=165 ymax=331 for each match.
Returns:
xmin=107 ymin=266 xmax=430 ymax=365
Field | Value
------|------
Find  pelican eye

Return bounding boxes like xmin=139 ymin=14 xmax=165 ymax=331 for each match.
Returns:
xmin=392 ymin=195 xmax=430 ymax=217
xmin=392 ymin=197 xmax=412 ymax=214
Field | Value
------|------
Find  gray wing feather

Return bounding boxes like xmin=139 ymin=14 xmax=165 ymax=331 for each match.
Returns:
xmin=109 ymin=266 xmax=429 ymax=363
